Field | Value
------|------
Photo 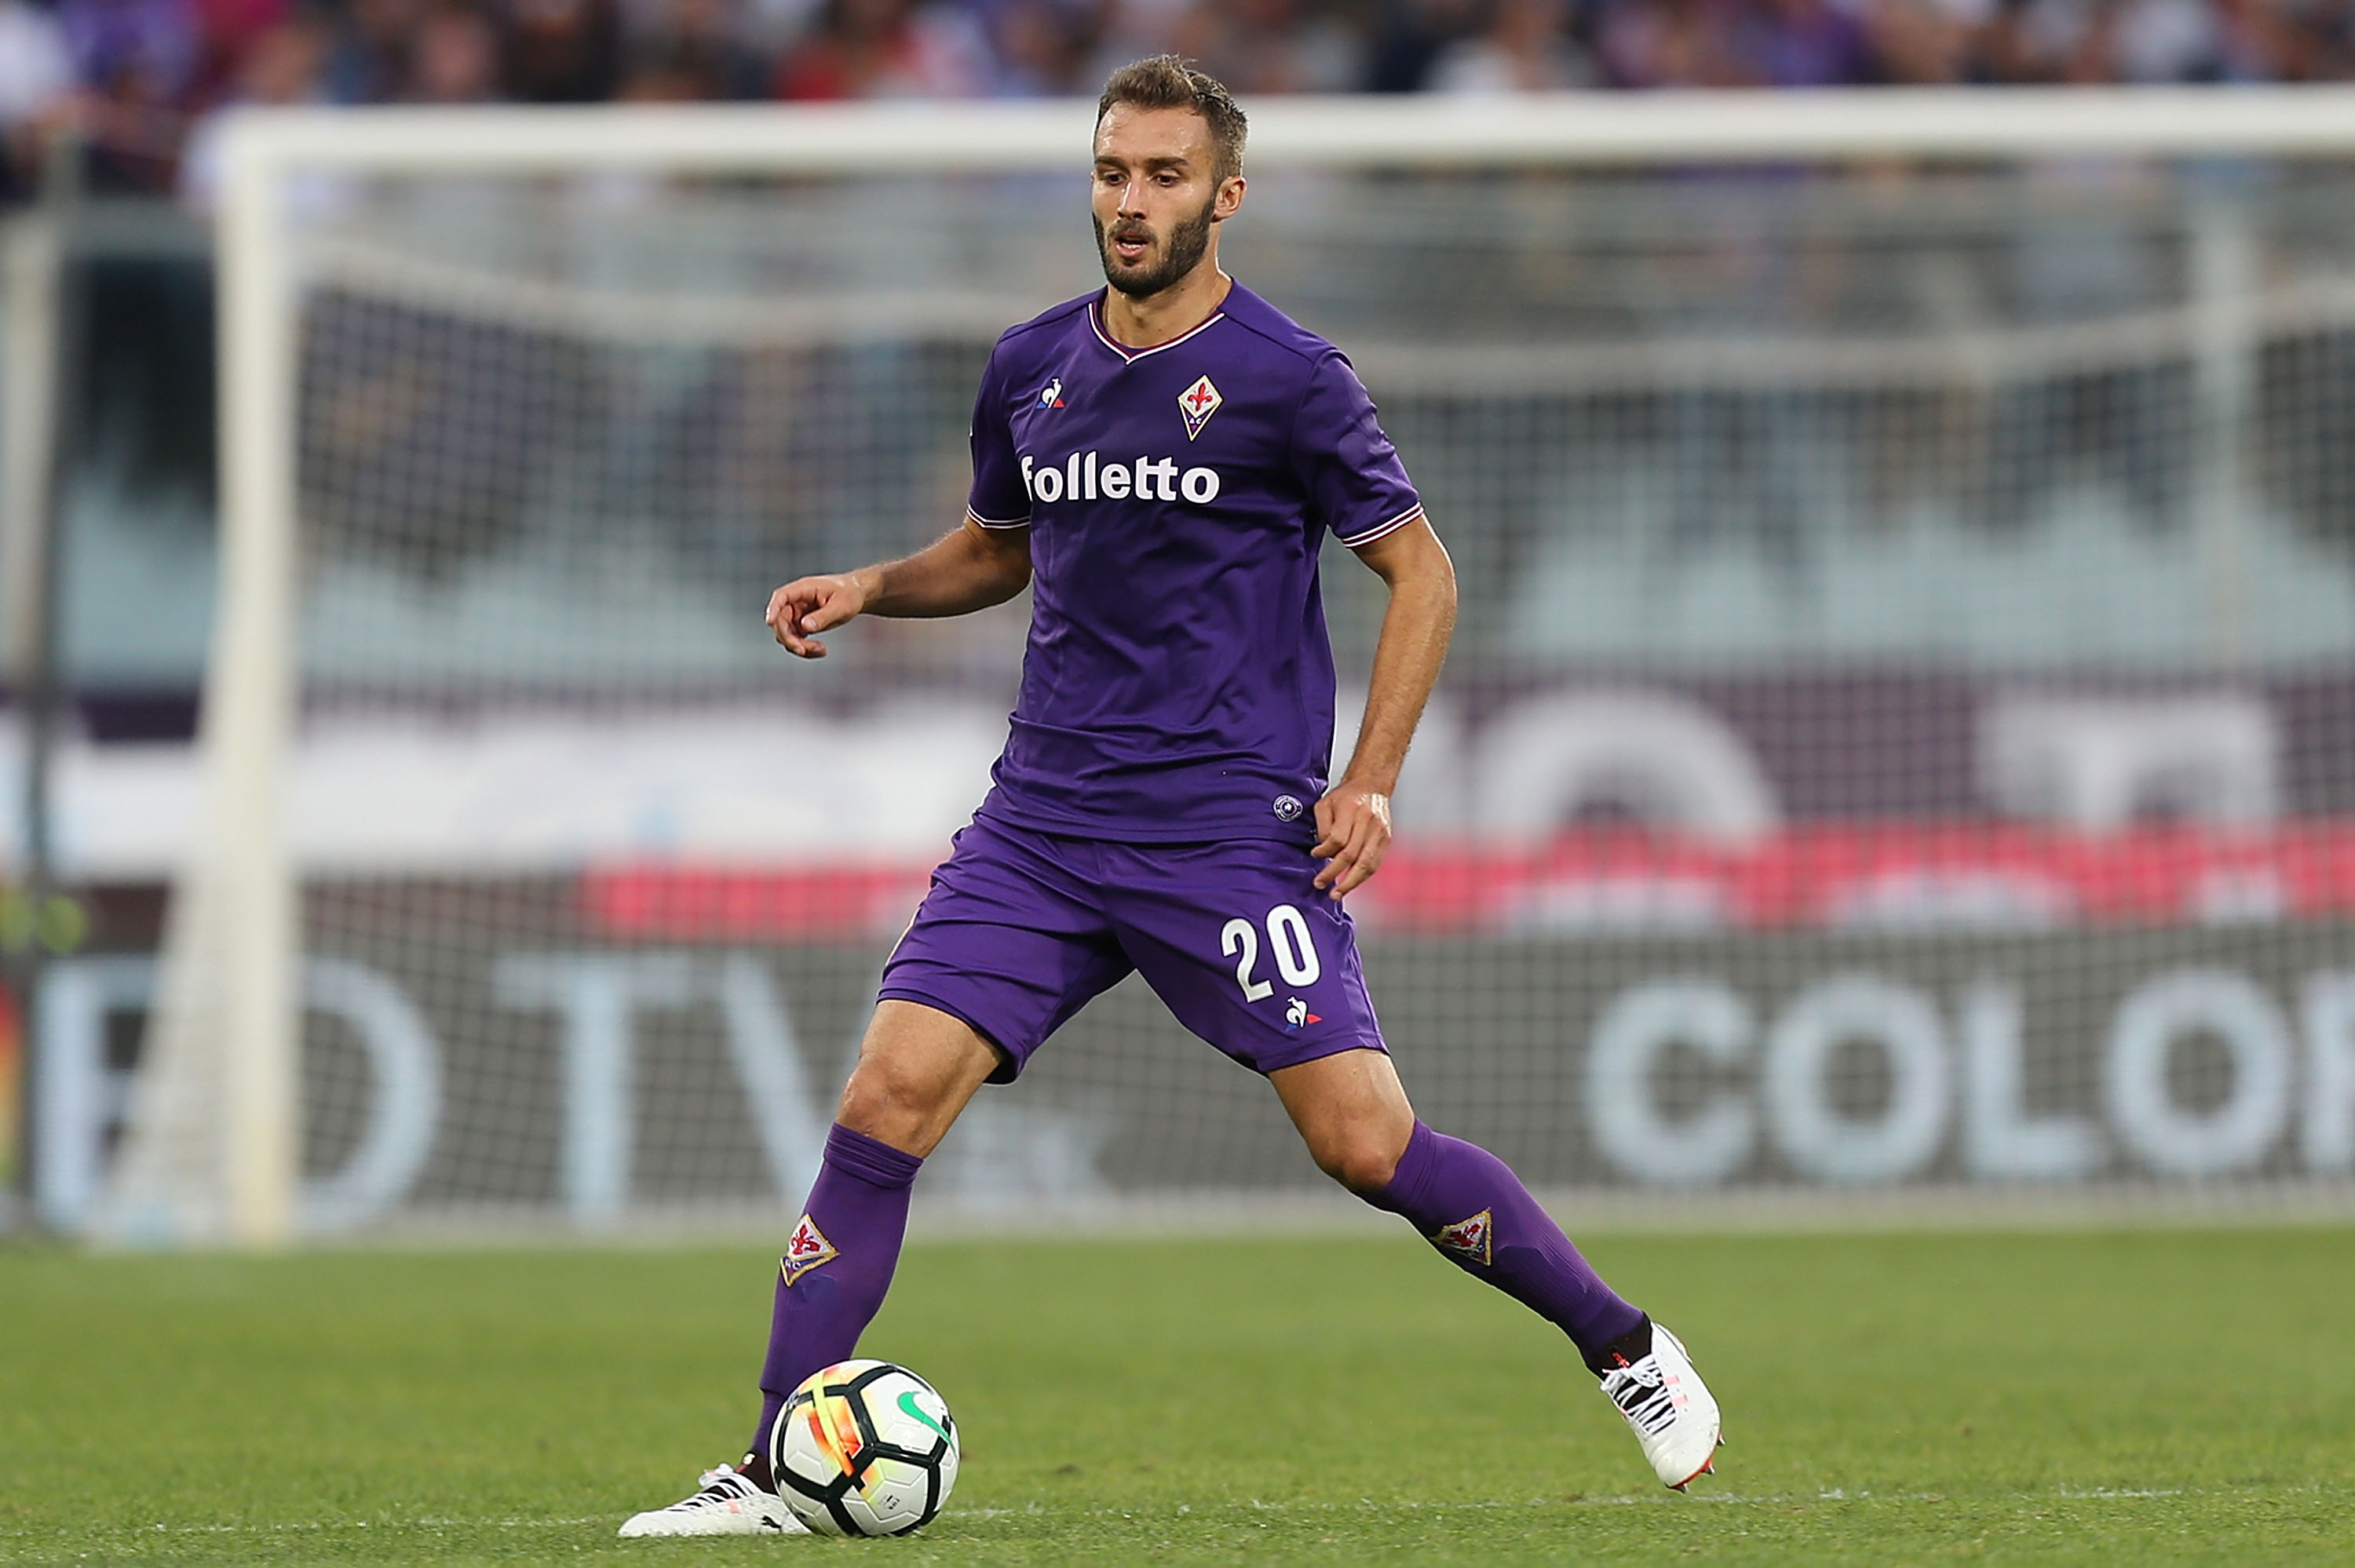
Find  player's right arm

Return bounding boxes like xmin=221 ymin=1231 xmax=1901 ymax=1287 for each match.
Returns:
xmin=772 ymin=335 xmax=1037 ymax=658
xmin=765 ymin=517 xmax=1031 ymax=659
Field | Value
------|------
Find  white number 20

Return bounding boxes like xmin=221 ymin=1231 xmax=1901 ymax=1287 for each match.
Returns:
xmin=1221 ymin=904 xmax=1323 ymax=1003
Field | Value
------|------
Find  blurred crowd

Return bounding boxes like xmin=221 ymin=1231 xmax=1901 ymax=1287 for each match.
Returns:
xmin=7 ymin=0 xmax=2355 ymax=199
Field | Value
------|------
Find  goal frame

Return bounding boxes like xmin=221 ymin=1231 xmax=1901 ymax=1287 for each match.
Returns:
xmin=170 ymin=86 xmax=2355 ymax=1245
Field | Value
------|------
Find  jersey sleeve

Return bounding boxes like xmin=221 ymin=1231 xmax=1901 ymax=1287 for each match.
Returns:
xmin=1288 ymin=352 xmax=1424 ymax=549
xmin=966 ymin=345 xmax=1032 ymax=530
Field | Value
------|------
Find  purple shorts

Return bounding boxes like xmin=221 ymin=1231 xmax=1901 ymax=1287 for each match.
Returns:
xmin=879 ymin=816 xmax=1388 ymax=1082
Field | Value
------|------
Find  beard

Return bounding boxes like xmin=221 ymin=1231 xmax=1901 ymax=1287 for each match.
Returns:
xmin=1094 ymin=192 xmax=1218 ymax=299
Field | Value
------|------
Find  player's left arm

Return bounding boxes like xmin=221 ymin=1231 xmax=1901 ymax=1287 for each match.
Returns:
xmin=1313 ymin=515 xmax=1457 ymax=899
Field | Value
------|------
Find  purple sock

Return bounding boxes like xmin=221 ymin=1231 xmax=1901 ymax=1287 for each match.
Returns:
xmin=1364 ymin=1121 xmax=1645 ymax=1368
xmin=747 ymin=1123 xmax=923 ymax=1464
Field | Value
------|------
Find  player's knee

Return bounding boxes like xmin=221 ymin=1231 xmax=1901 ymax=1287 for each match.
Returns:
xmin=834 ymin=1056 xmax=958 ymax=1145
xmin=1309 ymin=1126 xmax=1405 ymax=1195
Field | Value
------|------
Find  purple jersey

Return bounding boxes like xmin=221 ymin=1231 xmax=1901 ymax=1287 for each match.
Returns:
xmin=964 ymin=284 xmax=1424 ymax=844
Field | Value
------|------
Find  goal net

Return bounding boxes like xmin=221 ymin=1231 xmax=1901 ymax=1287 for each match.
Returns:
xmin=92 ymin=92 xmax=2355 ymax=1242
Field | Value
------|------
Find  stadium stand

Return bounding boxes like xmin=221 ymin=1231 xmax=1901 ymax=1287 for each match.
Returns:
xmin=12 ymin=0 xmax=2355 ymax=205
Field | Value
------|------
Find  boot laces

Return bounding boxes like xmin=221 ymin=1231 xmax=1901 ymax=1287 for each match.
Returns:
xmin=1601 ymin=1355 xmax=1679 ymax=1435
xmin=681 ymin=1464 xmax=757 ymax=1503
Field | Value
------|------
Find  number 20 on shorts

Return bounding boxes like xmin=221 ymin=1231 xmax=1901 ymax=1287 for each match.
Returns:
xmin=1220 ymin=905 xmax=1322 ymax=1002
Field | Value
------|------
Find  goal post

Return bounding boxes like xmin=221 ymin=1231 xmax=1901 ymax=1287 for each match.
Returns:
xmin=100 ymin=89 xmax=2355 ymax=1245
xmin=96 ymin=119 xmax=303 ymax=1246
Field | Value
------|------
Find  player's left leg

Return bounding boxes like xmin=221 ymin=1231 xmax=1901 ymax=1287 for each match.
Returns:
xmin=1268 ymin=1049 xmax=1720 ymax=1487
xmin=1102 ymin=836 xmax=1720 ymax=1490
xmin=1270 ymin=1048 xmax=1645 ymax=1358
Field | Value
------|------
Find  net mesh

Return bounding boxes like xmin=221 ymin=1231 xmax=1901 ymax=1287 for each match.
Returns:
xmin=112 ymin=150 xmax=2355 ymax=1234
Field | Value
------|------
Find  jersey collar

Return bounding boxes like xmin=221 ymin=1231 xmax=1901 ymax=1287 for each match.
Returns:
xmin=1089 ymin=291 xmax=1227 ymax=365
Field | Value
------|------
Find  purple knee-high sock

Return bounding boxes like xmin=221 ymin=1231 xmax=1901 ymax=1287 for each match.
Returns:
xmin=1364 ymin=1121 xmax=1645 ymax=1369
xmin=747 ymin=1124 xmax=923 ymax=1465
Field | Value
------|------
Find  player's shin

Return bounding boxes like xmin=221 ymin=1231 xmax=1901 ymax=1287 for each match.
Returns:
xmin=1361 ymin=1121 xmax=1646 ymax=1369
xmin=748 ymin=1123 xmax=924 ymax=1468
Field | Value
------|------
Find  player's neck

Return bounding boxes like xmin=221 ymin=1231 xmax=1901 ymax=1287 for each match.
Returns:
xmin=1101 ymin=266 xmax=1233 ymax=350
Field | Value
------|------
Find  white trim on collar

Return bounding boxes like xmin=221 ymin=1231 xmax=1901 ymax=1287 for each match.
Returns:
xmin=1090 ymin=297 xmax=1227 ymax=364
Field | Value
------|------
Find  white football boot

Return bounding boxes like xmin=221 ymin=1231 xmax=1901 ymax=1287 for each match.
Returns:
xmin=1597 ymin=1322 xmax=1723 ymax=1491
xmin=617 ymin=1460 xmax=809 ymax=1537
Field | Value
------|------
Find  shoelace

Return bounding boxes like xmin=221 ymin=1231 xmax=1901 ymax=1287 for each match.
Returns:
xmin=1601 ymin=1356 xmax=1663 ymax=1396
xmin=1601 ymin=1356 xmax=1680 ymax=1437
xmin=683 ymin=1464 xmax=754 ymax=1503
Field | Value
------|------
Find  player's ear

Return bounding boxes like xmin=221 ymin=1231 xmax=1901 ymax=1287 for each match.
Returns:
xmin=1214 ymin=174 xmax=1246 ymax=221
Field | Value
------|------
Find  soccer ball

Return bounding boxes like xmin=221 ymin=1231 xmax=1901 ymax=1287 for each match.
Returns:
xmin=769 ymin=1359 xmax=959 ymax=1536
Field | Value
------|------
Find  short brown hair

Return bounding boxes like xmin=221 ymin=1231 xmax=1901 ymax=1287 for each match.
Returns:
xmin=1097 ymin=55 xmax=1247 ymax=182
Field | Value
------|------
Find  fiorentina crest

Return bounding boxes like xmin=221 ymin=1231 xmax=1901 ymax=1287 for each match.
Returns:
xmin=1178 ymin=374 xmax=1222 ymax=439
xmin=1433 ymin=1209 xmax=1493 ymax=1266
xmin=780 ymin=1213 xmax=838 ymax=1285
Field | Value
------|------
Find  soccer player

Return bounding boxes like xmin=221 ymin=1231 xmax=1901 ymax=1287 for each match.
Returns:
xmin=619 ymin=55 xmax=1721 ymax=1538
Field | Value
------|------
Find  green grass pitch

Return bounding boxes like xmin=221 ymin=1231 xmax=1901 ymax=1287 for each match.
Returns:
xmin=3 ymin=1228 xmax=2351 ymax=1563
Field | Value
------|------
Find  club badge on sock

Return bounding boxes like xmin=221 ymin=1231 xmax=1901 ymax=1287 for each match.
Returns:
xmin=1433 ymin=1209 xmax=1493 ymax=1266
xmin=780 ymin=1214 xmax=838 ymax=1285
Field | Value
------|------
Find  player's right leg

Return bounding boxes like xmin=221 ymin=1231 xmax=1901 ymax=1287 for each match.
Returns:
xmin=619 ymin=1002 xmax=997 ymax=1538
xmin=622 ymin=819 xmax=1131 ymax=1538
xmin=750 ymin=1006 xmax=1002 ymax=1458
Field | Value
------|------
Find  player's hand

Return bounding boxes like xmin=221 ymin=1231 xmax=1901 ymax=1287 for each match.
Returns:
xmin=1311 ymin=781 xmax=1393 ymax=899
xmin=766 ymin=572 xmax=868 ymax=658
